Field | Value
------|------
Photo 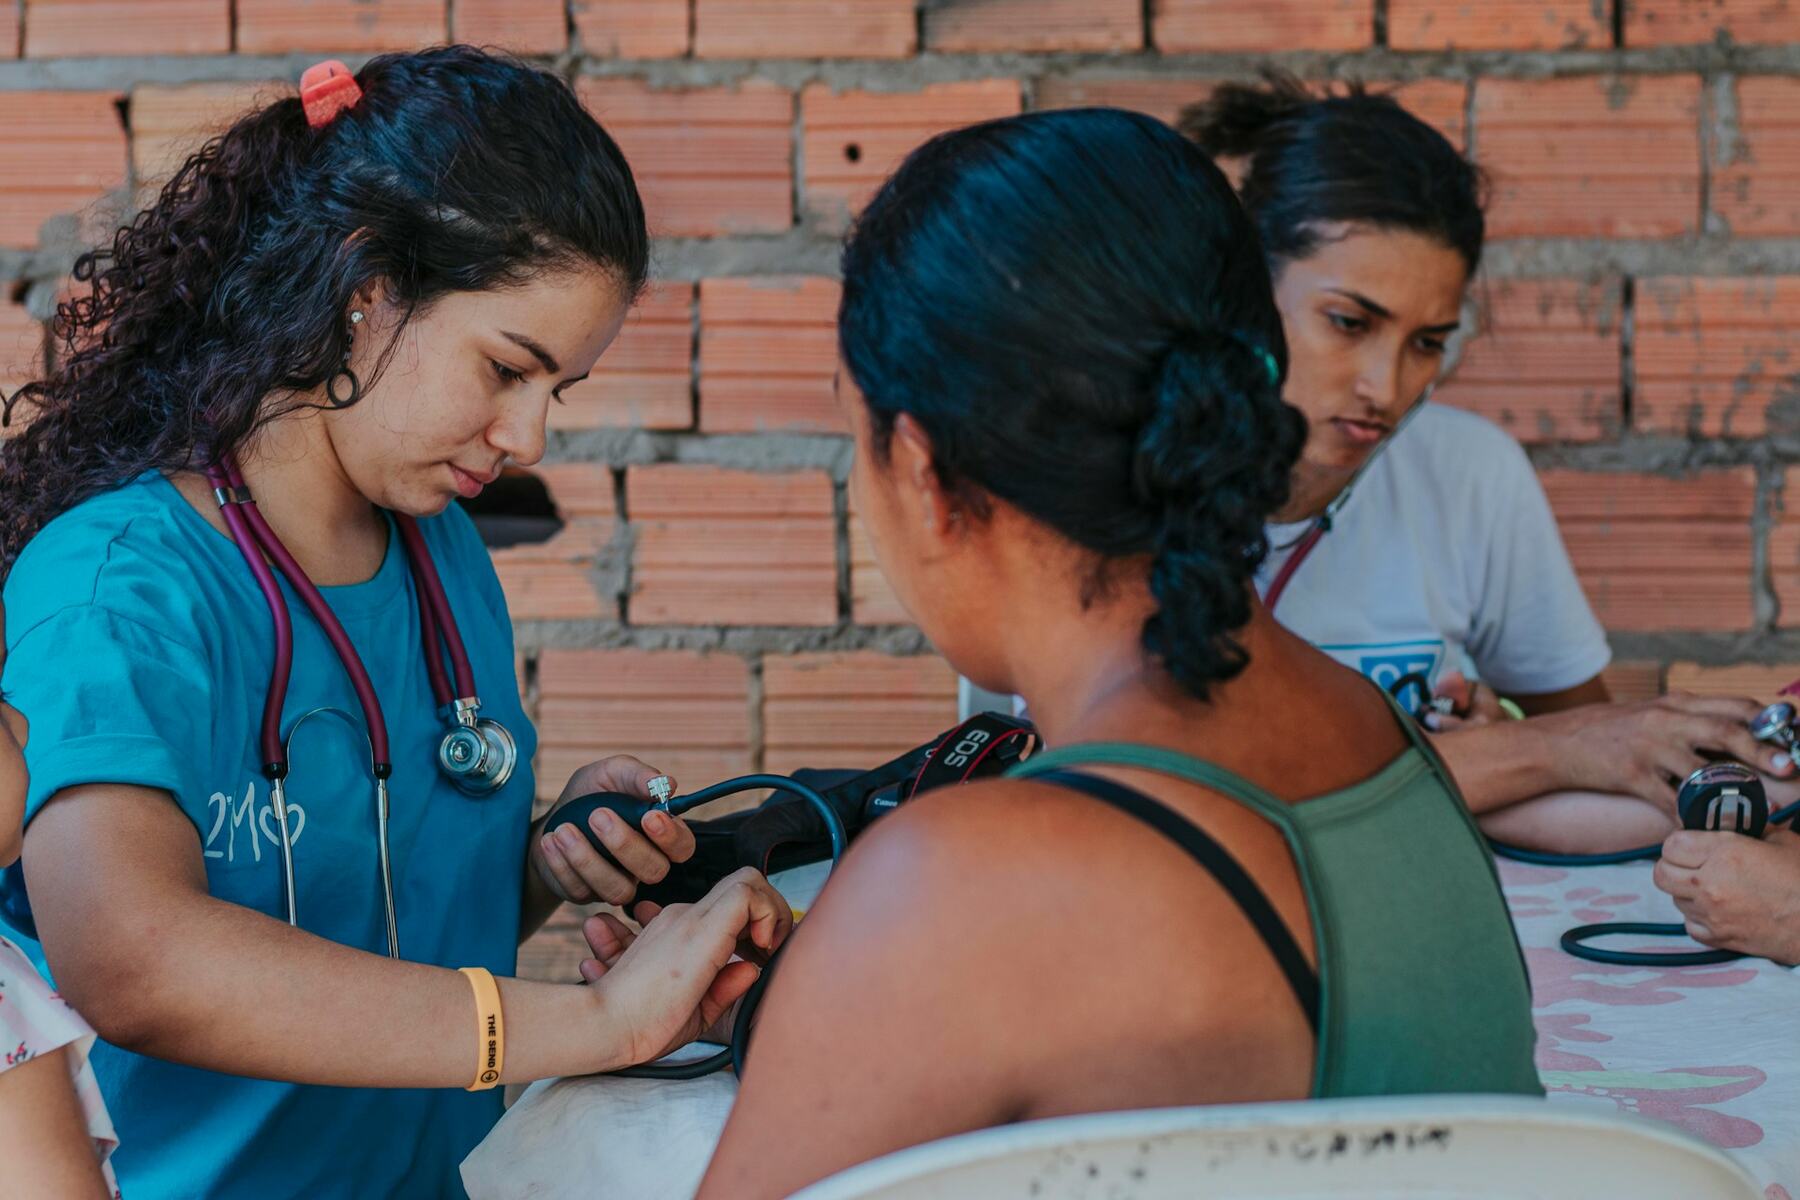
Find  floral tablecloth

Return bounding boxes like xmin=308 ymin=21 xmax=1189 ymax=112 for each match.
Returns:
xmin=465 ymin=860 xmax=1800 ymax=1198
xmin=1500 ymin=857 xmax=1799 ymax=1199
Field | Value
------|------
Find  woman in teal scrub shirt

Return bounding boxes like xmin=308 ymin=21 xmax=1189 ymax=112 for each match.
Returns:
xmin=0 ymin=49 xmax=787 ymax=1198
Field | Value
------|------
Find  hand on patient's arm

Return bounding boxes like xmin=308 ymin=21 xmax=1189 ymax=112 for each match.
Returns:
xmin=575 ymin=877 xmax=791 ymax=1062
xmin=1654 ymin=827 xmax=1800 ymax=964
xmin=26 ymin=783 xmax=783 ymax=1088
xmin=698 ymin=806 xmax=1028 ymax=1200
xmin=521 ymin=755 xmax=697 ymax=938
xmin=1434 ymin=692 xmax=1791 ymax=816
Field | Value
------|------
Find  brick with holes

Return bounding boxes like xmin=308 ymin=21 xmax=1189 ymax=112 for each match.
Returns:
xmin=699 ymin=276 xmax=842 ymax=434
xmin=0 ymin=90 xmax=127 ymax=249
xmin=694 ymin=0 xmax=916 ymax=58
xmin=453 ymin=0 xmax=567 ymax=53
xmin=236 ymin=0 xmax=446 ymax=53
xmin=1633 ymin=276 xmax=1799 ymax=439
xmin=925 ymin=0 xmax=1143 ymax=53
xmin=1152 ymin=0 xmax=1374 ymax=51
xmin=580 ymin=78 xmax=794 ymax=238
xmin=572 ymin=0 xmax=690 ymax=57
xmin=533 ymin=648 xmax=753 ymax=804
xmin=488 ymin=464 xmax=620 ymax=622
xmin=24 ymin=0 xmax=229 ymax=56
xmin=801 ymin=80 xmax=1023 ymax=230
xmin=131 ymin=83 xmax=285 ymax=191
xmin=1624 ymin=0 xmax=1800 ymax=45
xmin=1713 ymin=78 xmax=1800 ymax=238
xmin=1541 ymin=467 xmax=1757 ymax=632
xmin=763 ymin=652 xmax=960 ymax=774
xmin=1434 ymin=278 xmax=1624 ymax=444
xmin=628 ymin=466 xmax=837 ymax=626
xmin=1388 ymin=0 xmax=1610 ymax=50
xmin=1475 ymin=75 xmax=1703 ymax=239
xmin=555 ymin=282 xmax=694 ymax=432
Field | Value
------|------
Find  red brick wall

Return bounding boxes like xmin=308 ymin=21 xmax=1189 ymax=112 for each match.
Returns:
xmin=2 ymin=2 xmax=1796 ymax=973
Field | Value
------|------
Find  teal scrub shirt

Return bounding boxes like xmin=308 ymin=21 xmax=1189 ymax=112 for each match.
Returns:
xmin=1 ymin=473 xmax=540 ymax=1199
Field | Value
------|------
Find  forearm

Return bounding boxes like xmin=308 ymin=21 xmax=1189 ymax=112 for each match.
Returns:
xmin=56 ymin=889 xmax=630 ymax=1088
xmin=1478 ymin=790 xmax=1673 ymax=854
xmin=0 ymin=1048 xmax=113 ymax=1200
xmin=1428 ymin=720 xmax=1568 ymax=814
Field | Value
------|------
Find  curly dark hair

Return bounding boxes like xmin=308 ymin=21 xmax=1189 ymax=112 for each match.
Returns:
xmin=839 ymin=108 xmax=1307 ymax=700
xmin=0 ymin=45 xmax=647 ymax=575
xmin=1178 ymin=71 xmax=1486 ymax=273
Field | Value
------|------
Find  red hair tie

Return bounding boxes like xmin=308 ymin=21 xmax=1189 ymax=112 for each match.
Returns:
xmin=300 ymin=60 xmax=362 ymax=129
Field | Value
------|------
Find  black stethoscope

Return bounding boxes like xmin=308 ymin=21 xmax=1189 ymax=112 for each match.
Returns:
xmin=1490 ymin=702 xmax=1800 ymax=968
xmin=205 ymin=454 xmax=518 ymax=958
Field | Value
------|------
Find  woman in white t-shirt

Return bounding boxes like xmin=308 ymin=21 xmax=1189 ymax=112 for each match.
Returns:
xmin=1179 ymin=77 xmax=1790 ymax=851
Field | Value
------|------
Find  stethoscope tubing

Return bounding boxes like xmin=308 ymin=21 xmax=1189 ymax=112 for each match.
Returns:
xmin=204 ymin=452 xmax=508 ymax=960
xmin=207 ymin=457 xmax=392 ymax=774
xmin=1261 ymin=384 xmax=1436 ymax=614
xmin=394 ymin=513 xmax=477 ymax=704
xmin=1490 ymin=800 xmax=1800 ymax=968
xmin=606 ymin=773 xmax=848 ymax=1081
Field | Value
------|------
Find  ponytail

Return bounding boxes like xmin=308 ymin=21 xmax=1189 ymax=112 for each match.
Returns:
xmin=1135 ymin=332 xmax=1303 ymax=698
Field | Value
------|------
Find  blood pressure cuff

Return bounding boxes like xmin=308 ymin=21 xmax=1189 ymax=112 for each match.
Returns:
xmin=631 ymin=712 xmax=1036 ymax=910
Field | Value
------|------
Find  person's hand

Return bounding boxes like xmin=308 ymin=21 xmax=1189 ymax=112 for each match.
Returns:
xmin=1532 ymin=693 xmax=1795 ymax=813
xmin=1424 ymin=671 xmax=1506 ymax=732
xmin=531 ymin=756 xmax=698 ymax=906
xmin=577 ymin=868 xmax=794 ymax=1068
xmin=1653 ymin=826 xmax=1800 ymax=964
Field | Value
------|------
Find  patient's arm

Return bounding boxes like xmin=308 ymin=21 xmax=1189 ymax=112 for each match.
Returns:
xmin=697 ymin=782 xmax=1314 ymax=1199
xmin=1477 ymin=774 xmax=1800 ymax=856
xmin=1477 ymin=790 xmax=1674 ymax=854
xmin=695 ymin=799 xmax=1030 ymax=1199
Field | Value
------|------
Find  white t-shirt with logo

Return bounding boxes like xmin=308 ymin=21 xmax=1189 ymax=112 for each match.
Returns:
xmin=1255 ymin=403 xmax=1610 ymax=706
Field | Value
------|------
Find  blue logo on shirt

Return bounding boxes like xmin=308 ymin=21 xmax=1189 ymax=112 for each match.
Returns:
xmin=1317 ymin=640 xmax=1447 ymax=714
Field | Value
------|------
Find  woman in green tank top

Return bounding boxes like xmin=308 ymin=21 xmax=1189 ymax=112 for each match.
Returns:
xmin=677 ymin=108 xmax=1540 ymax=1200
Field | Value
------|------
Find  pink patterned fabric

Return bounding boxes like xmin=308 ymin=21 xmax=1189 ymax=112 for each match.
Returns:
xmin=0 ymin=935 xmax=121 ymax=1197
xmin=1503 ymin=859 xmax=1800 ymax=1190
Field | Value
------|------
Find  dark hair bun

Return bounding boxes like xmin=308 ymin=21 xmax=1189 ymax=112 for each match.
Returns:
xmin=1179 ymin=73 xmax=1311 ymax=160
xmin=1136 ymin=331 xmax=1305 ymax=695
xmin=1178 ymin=70 xmax=1486 ymax=274
xmin=841 ymin=108 xmax=1307 ymax=700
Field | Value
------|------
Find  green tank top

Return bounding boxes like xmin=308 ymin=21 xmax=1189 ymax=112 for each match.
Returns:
xmin=1006 ymin=704 xmax=1542 ymax=1100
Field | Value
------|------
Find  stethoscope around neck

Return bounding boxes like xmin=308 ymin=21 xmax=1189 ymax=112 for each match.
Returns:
xmin=1262 ymin=384 xmax=1436 ymax=613
xmin=204 ymin=454 xmax=518 ymax=958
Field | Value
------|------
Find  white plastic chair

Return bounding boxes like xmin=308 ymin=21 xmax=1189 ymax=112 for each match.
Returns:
xmin=788 ymin=1095 xmax=1762 ymax=1200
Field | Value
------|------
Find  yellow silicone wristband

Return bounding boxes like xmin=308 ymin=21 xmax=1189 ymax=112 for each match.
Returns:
xmin=459 ymin=967 xmax=505 ymax=1091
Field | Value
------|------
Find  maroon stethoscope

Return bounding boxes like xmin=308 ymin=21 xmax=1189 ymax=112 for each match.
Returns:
xmin=204 ymin=454 xmax=517 ymax=957
xmin=1261 ymin=387 xmax=1435 ymax=613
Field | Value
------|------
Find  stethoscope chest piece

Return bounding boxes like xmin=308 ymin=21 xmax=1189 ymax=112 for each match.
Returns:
xmin=438 ymin=711 xmax=518 ymax=796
